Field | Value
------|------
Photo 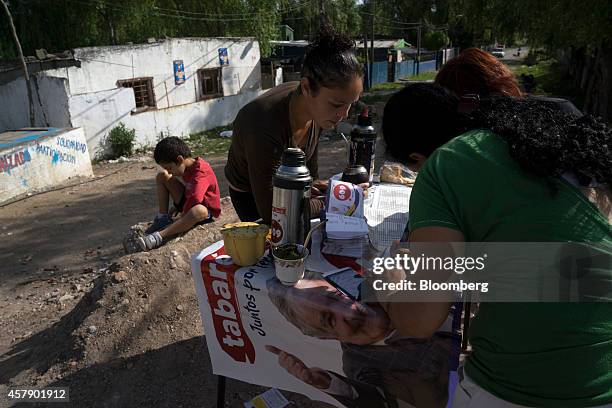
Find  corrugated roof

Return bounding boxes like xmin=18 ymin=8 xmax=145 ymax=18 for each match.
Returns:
xmin=0 ymin=49 xmax=75 ymax=73
xmin=355 ymin=39 xmax=411 ymax=49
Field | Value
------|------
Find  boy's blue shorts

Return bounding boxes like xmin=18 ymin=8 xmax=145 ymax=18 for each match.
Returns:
xmin=174 ymin=195 xmax=214 ymax=225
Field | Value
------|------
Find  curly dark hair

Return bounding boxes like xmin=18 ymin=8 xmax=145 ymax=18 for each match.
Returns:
xmin=468 ymin=97 xmax=612 ymax=186
xmin=301 ymin=24 xmax=363 ymax=93
xmin=382 ymin=84 xmax=611 ymax=187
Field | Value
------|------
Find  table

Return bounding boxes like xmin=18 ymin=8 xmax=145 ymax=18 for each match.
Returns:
xmin=191 ymin=193 xmax=463 ymax=407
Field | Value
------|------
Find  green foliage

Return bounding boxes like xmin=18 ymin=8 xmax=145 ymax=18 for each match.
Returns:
xmin=445 ymin=0 xmax=612 ymax=49
xmin=423 ymin=31 xmax=449 ymax=50
xmin=107 ymin=122 xmax=136 ymax=158
xmin=4 ymin=0 xmax=610 ymax=59
xmin=277 ymin=0 xmax=362 ymax=41
xmin=189 ymin=125 xmax=233 ymax=157
xmin=370 ymin=82 xmax=405 ymax=91
xmin=1 ymin=0 xmax=365 ymax=58
xmin=361 ymin=0 xmax=451 ymax=45
xmin=510 ymin=58 xmax=583 ymax=107
xmin=1 ymin=0 xmax=282 ymax=57
xmin=407 ymin=71 xmax=437 ymax=81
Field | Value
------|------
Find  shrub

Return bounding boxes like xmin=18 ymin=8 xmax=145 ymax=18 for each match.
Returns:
xmin=423 ymin=31 xmax=449 ymax=51
xmin=107 ymin=123 xmax=136 ymax=158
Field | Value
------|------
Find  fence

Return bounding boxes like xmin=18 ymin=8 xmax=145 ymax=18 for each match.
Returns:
xmin=418 ymin=59 xmax=437 ymax=74
xmin=371 ymin=61 xmax=388 ymax=87
xmin=394 ymin=60 xmax=415 ymax=80
xmin=356 ymin=47 xmax=461 ymax=87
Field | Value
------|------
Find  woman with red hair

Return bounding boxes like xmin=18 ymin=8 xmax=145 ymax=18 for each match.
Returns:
xmin=435 ymin=47 xmax=523 ymax=97
xmin=435 ymin=47 xmax=581 ymax=116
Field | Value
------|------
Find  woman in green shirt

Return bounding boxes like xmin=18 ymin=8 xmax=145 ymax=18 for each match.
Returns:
xmin=380 ymin=84 xmax=611 ymax=407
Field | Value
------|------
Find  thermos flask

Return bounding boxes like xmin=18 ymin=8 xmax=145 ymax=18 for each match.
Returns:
xmin=271 ymin=148 xmax=312 ymax=247
xmin=348 ymin=107 xmax=377 ymax=183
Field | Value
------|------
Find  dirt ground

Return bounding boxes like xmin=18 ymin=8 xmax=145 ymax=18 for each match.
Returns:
xmin=0 ymin=137 xmax=354 ymax=407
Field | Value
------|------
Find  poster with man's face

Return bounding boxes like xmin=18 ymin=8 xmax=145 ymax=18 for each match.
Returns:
xmin=192 ymin=241 xmax=460 ymax=408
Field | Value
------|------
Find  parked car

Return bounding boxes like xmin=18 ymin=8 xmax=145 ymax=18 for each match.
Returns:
xmin=490 ymin=48 xmax=505 ymax=58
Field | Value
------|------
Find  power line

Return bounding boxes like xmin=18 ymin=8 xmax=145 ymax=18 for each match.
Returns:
xmin=375 ymin=24 xmax=419 ymax=32
xmin=359 ymin=12 xmax=421 ymax=26
xmin=376 ymin=24 xmax=446 ymax=32
xmin=62 ymin=0 xmax=272 ymax=22
xmin=152 ymin=0 xmax=314 ymax=17
xmin=63 ymin=0 xmax=313 ymax=19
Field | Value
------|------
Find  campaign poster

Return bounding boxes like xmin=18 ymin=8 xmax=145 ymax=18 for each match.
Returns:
xmin=219 ymin=48 xmax=230 ymax=66
xmin=173 ymin=60 xmax=185 ymax=85
xmin=192 ymin=240 xmax=461 ymax=408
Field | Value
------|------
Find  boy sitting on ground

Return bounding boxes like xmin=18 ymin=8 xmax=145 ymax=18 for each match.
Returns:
xmin=137 ymin=136 xmax=221 ymax=251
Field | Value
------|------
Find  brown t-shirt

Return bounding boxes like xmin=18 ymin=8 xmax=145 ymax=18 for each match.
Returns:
xmin=225 ymin=82 xmax=323 ymax=224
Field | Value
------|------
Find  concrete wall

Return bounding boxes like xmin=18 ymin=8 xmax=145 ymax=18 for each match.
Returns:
xmin=1 ymin=38 xmax=263 ymax=155
xmin=67 ymin=37 xmax=260 ymax=102
xmin=0 ymin=75 xmax=71 ymax=131
xmin=0 ymin=128 xmax=93 ymax=204
xmin=68 ymin=38 xmax=262 ymax=154
xmin=69 ymin=88 xmax=263 ymax=157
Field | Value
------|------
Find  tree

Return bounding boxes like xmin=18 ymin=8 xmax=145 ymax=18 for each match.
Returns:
xmin=0 ymin=0 xmax=282 ymax=58
xmin=450 ymin=0 xmax=612 ymax=120
xmin=423 ymin=31 xmax=448 ymax=50
xmin=280 ymin=0 xmax=362 ymax=40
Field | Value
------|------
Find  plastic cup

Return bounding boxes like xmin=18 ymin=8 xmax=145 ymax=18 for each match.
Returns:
xmin=272 ymin=244 xmax=309 ymax=286
xmin=221 ymin=222 xmax=269 ymax=266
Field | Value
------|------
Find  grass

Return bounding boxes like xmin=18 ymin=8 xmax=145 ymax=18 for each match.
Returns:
xmin=510 ymin=59 xmax=555 ymax=95
xmin=402 ymin=71 xmax=437 ymax=81
xmin=509 ymin=57 xmax=583 ymax=107
xmin=370 ymin=82 xmax=405 ymax=91
xmin=361 ymin=71 xmax=438 ymax=105
xmin=188 ymin=125 xmax=233 ymax=157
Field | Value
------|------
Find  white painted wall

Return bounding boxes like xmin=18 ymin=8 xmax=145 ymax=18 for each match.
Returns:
xmin=0 ymin=75 xmax=71 ymax=131
xmin=1 ymin=37 xmax=263 ymax=156
xmin=0 ymin=128 xmax=93 ymax=204
xmin=68 ymin=37 xmax=261 ymax=104
xmin=68 ymin=38 xmax=262 ymax=154
xmin=69 ymin=88 xmax=264 ymax=157
xmin=442 ymin=48 xmax=454 ymax=64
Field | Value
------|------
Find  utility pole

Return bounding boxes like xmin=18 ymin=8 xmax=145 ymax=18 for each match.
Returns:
xmin=2 ymin=0 xmax=35 ymax=127
xmin=363 ymin=34 xmax=369 ymax=90
xmin=416 ymin=22 xmax=422 ymax=76
xmin=369 ymin=0 xmax=374 ymax=87
xmin=319 ymin=0 xmax=326 ymax=28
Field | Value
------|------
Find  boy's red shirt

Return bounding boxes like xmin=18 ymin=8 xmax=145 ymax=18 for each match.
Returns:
xmin=181 ymin=157 xmax=221 ymax=218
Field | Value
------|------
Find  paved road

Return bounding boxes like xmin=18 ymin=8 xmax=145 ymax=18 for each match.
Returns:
xmin=498 ymin=46 xmax=530 ymax=62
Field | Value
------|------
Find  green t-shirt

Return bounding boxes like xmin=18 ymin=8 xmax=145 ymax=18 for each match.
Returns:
xmin=409 ymin=130 xmax=612 ymax=407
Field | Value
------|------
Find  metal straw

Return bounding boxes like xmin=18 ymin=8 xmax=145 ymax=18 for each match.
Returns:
xmin=302 ymin=219 xmax=327 ymax=257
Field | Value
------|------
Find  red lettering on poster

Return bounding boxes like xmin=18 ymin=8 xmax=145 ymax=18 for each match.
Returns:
xmin=200 ymin=249 xmax=256 ymax=363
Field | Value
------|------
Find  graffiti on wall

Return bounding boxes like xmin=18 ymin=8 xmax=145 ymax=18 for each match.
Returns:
xmin=36 ymin=144 xmax=77 ymax=165
xmin=0 ymin=140 xmax=85 ymax=175
xmin=0 ymin=149 xmax=31 ymax=174
xmin=56 ymin=137 xmax=87 ymax=154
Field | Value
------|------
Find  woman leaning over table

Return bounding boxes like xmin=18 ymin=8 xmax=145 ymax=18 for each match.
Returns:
xmin=224 ymin=25 xmax=363 ymax=224
xmin=380 ymin=83 xmax=611 ymax=407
